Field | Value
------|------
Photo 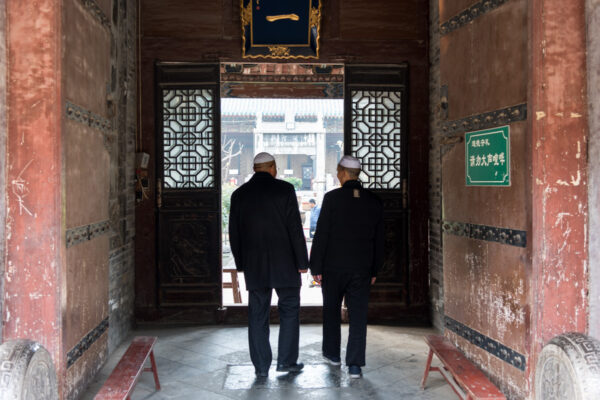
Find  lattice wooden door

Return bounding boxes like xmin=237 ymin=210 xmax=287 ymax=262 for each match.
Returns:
xmin=344 ymin=64 xmax=425 ymax=323
xmin=156 ymin=63 xmax=222 ymax=316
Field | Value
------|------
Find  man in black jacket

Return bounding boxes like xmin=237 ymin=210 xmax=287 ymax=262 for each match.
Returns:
xmin=229 ymin=152 xmax=308 ymax=377
xmin=309 ymin=155 xmax=384 ymax=379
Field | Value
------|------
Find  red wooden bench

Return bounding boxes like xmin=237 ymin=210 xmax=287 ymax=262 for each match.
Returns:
xmin=421 ymin=335 xmax=505 ymax=400
xmin=223 ymin=268 xmax=242 ymax=303
xmin=94 ymin=336 xmax=161 ymax=400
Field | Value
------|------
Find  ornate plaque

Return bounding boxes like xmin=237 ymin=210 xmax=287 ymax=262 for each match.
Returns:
xmin=241 ymin=0 xmax=321 ymax=59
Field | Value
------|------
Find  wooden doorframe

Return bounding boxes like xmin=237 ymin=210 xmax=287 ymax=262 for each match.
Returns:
xmin=137 ymin=61 xmax=428 ymax=325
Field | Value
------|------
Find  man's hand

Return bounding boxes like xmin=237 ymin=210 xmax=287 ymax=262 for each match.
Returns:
xmin=313 ymin=274 xmax=322 ymax=284
xmin=371 ymin=277 xmax=376 ymax=285
xmin=299 ymin=269 xmax=308 ymax=273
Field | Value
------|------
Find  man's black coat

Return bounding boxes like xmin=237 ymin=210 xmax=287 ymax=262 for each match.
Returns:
xmin=309 ymin=180 xmax=384 ymax=278
xmin=229 ymin=172 xmax=308 ymax=290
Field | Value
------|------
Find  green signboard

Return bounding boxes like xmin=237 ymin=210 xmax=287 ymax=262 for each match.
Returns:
xmin=465 ymin=126 xmax=510 ymax=186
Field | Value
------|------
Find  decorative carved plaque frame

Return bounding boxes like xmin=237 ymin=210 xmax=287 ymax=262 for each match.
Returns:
xmin=241 ymin=0 xmax=321 ymax=59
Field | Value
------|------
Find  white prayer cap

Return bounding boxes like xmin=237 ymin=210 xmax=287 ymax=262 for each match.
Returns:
xmin=339 ymin=155 xmax=361 ymax=169
xmin=253 ymin=152 xmax=275 ymax=164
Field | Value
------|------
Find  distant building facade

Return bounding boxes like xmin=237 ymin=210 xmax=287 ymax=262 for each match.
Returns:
xmin=221 ymin=99 xmax=344 ymax=194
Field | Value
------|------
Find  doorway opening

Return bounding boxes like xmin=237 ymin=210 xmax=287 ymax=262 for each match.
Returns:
xmin=221 ymin=98 xmax=344 ymax=306
xmin=220 ymin=63 xmax=345 ymax=306
xmin=151 ymin=63 xmax=412 ymax=323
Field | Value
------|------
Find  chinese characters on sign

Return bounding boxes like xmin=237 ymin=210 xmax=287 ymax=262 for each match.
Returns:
xmin=465 ymin=126 xmax=510 ymax=186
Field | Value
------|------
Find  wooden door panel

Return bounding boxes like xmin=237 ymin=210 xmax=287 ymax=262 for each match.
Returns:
xmin=160 ymin=214 xmax=213 ymax=282
xmin=379 ymin=214 xmax=407 ymax=284
xmin=156 ymin=63 xmax=221 ymax=316
xmin=345 ymin=64 xmax=426 ymax=323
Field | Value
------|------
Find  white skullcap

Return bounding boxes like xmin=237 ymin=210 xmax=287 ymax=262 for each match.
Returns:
xmin=253 ymin=152 xmax=275 ymax=164
xmin=339 ymin=155 xmax=361 ymax=169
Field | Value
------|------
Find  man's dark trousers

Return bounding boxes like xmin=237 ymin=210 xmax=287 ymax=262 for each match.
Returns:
xmin=248 ymin=287 xmax=300 ymax=372
xmin=322 ymin=270 xmax=371 ymax=367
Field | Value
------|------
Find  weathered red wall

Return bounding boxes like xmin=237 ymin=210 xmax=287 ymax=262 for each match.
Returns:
xmin=5 ymin=0 xmax=65 ymax=393
xmin=530 ymin=0 xmax=589 ymax=376
xmin=587 ymin=0 xmax=600 ymax=340
xmin=0 ymin=0 xmax=8 ymax=343
xmin=4 ymin=0 xmax=118 ymax=398
xmin=136 ymin=0 xmax=430 ymax=319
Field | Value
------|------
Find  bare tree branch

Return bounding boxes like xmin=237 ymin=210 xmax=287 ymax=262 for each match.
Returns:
xmin=221 ymin=136 xmax=244 ymax=183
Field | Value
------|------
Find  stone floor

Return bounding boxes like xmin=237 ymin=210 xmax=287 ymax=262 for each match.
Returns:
xmin=81 ymin=324 xmax=456 ymax=399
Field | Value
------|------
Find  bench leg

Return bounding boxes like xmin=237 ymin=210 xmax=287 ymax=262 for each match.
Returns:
xmin=231 ymin=270 xmax=242 ymax=304
xmin=149 ymin=350 xmax=161 ymax=390
xmin=421 ymin=348 xmax=434 ymax=389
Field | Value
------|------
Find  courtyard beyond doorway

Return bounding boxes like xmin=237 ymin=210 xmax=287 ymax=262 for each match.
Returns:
xmin=221 ymin=98 xmax=344 ymax=307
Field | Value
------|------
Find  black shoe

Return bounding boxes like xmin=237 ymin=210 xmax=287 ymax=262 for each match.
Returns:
xmin=255 ymin=369 xmax=269 ymax=377
xmin=276 ymin=362 xmax=304 ymax=372
xmin=323 ymin=353 xmax=341 ymax=366
xmin=348 ymin=365 xmax=362 ymax=379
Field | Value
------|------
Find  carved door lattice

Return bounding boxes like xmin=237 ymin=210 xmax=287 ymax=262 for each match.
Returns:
xmin=162 ymin=89 xmax=215 ymax=188
xmin=350 ymin=90 xmax=402 ymax=189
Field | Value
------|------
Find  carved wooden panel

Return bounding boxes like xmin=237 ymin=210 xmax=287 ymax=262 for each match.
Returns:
xmin=158 ymin=211 xmax=220 ymax=305
xmin=378 ymin=216 xmax=405 ymax=283
xmin=159 ymin=213 xmax=216 ymax=282
xmin=375 ymin=191 xmax=409 ymax=290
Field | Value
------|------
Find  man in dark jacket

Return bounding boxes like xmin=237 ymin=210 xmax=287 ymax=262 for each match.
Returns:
xmin=309 ymin=155 xmax=384 ymax=379
xmin=309 ymin=198 xmax=320 ymax=239
xmin=229 ymin=152 xmax=308 ymax=377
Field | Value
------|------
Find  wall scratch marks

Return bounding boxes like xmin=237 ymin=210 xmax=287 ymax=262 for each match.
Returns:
xmin=555 ymin=171 xmax=583 ymax=186
xmin=571 ymin=170 xmax=581 ymax=186
xmin=11 ymin=159 xmax=34 ymax=217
